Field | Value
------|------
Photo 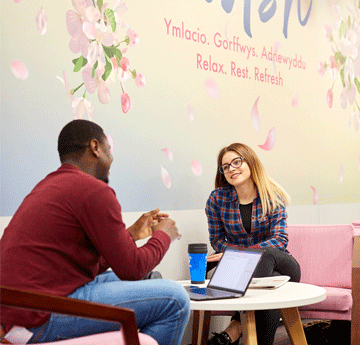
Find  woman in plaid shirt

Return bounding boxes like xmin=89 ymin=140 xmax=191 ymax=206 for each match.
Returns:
xmin=206 ymin=143 xmax=301 ymax=345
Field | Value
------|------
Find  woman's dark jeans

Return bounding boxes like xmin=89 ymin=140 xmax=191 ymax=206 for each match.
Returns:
xmin=209 ymin=247 xmax=301 ymax=345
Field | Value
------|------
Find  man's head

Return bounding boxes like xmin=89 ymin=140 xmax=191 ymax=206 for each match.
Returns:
xmin=58 ymin=120 xmax=113 ymax=183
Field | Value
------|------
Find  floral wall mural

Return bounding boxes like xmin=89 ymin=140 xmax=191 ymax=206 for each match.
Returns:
xmin=1 ymin=0 xmax=359 ymax=216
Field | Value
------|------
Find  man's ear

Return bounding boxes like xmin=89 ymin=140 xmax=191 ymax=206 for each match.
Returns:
xmin=89 ymin=139 xmax=101 ymax=158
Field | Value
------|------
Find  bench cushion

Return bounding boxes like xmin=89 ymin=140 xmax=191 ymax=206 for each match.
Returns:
xmin=299 ymin=286 xmax=352 ymax=312
xmin=12 ymin=331 xmax=158 ymax=345
xmin=287 ymin=224 xmax=353 ymax=288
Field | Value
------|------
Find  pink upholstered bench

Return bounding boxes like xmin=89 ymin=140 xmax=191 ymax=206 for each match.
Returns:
xmin=286 ymin=222 xmax=360 ymax=345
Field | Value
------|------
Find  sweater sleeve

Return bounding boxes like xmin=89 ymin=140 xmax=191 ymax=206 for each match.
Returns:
xmin=79 ymin=187 xmax=171 ymax=280
xmin=205 ymin=191 xmax=228 ymax=253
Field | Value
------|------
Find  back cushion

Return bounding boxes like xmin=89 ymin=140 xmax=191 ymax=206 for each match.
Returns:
xmin=287 ymin=224 xmax=353 ymax=288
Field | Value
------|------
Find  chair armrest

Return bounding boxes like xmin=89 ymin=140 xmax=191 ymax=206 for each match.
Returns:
xmin=351 ymin=235 xmax=360 ymax=345
xmin=0 ymin=286 xmax=140 ymax=345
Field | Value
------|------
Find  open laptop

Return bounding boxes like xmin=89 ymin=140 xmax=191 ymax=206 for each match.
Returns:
xmin=184 ymin=247 xmax=263 ymax=301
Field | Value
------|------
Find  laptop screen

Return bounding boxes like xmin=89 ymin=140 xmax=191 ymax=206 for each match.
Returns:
xmin=208 ymin=248 xmax=263 ymax=293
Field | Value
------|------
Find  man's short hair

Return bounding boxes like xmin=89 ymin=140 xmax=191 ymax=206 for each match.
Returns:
xmin=58 ymin=120 xmax=106 ymax=163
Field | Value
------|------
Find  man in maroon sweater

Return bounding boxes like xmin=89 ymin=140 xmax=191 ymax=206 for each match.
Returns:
xmin=0 ymin=120 xmax=190 ymax=345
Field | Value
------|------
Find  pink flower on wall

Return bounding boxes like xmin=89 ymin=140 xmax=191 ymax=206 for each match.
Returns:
xmin=10 ymin=60 xmax=28 ymax=80
xmin=121 ymin=92 xmax=131 ymax=113
xmin=319 ymin=3 xmax=360 ymax=130
xmin=63 ymin=0 xmax=145 ymax=117
xmin=134 ymin=73 xmax=145 ymax=88
xmin=56 ymin=71 xmax=75 ymax=103
xmin=72 ymin=97 xmax=94 ymax=121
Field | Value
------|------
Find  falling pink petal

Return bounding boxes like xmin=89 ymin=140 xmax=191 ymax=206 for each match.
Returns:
xmin=191 ymin=160 xmax=203 ymax=176
xmin=161 ymin=148 xmax=173 ymax=162
xmin=13 ymin=0 xmax=22 ymax=3
xmin=107 ymin=134 xmax=114 ymax=154
xmin=36 ymin=7 xmax=48 ymax=35
xmin=161 ymin=166 xmax=171 ymax=188
xmin=274 ymin=41 xmax=281 ymax=54
xmin=225 ymin=23 xmax=230 ymax=41
xmin=10 ymin=60 xmax=28 ymax=80
xmin=251 ymin=96 xmax=260 ymax=132
xmin=338 ymin=163 xmax=344 ymax=183
xmin=258 ymin=127 xmax=276 ymax=151
xmin=291 ymin=92 xmax=299 ymax=107
xmin=187 ymin=104 xmax=194 ymax=122
xmin=326 ymin=89 xmax=333 ymax=108
xmin=310 ymin=186 xmax=319 ymax=205
xmin=272 ymin=60 xmax=277 ymax=75
xmin=205 ymin=78 xmax=220 ymax=99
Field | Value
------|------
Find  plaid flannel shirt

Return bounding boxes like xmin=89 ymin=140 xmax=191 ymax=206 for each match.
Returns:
xmin=205 ymin=186 xmax=289 ymax=253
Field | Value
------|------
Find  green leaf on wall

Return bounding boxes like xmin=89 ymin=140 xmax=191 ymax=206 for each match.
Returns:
xmin=334 ymin=52 xmax=345 ymax=66
xmin=102 ymin=57 xmax=112 ymax=81
xmin=339 ymin=21 xmax=346 ymax=39
xmin=103 ymin=46 xmax=114 ymax=59
xmin=97 ymin=0 xmax=103 ymax=11
xmin=104 ymin=9 xmax=116 ymax=32
xmin=340 ymin=68 xmax=345 ymax=88
xmin=355 ymin=78 xmax=360 ymax=94
xmin=92 ymin=61 xmax=98 ymax=78
xmin=72 ymin=56 xmax=88 ymax=72
xmin=114 ymin=48 xmax=122 ymax=66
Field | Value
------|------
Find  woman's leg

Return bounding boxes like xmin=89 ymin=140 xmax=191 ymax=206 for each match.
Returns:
xmin=253 ymin=247 xmax=301 ymax=345
xmin=253 ymin=247 xmax=301 ymax=282
xmin=28 ymin=272 xmax=190 ymax=345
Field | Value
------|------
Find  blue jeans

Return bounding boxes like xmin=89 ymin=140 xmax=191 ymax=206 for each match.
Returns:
xmin=28 ymin=271 xmax=190 ymax=345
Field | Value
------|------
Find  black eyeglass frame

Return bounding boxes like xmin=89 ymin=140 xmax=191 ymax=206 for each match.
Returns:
xmin=219 ymin=157 xmax=245 ymax=174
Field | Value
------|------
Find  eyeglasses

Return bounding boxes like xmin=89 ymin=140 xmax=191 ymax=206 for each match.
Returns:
xmin=219 ymin=157 xmax=244 ymax=174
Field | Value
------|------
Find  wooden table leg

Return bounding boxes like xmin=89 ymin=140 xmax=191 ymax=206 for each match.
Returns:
xmin=192 ymin=310 xmax=211 ymax=345
xmin=240 ymin=311 xmax=258 ymax=345
xmin=280 ymin=307 xmax=308 ymax=345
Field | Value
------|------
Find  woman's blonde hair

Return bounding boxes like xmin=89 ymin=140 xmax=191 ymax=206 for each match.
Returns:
xmin=215 ymin=143 xmax=290 ymax=217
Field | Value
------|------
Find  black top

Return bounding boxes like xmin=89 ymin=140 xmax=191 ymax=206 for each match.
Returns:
xmin=239 ymin=202 xmax=253 ymax=234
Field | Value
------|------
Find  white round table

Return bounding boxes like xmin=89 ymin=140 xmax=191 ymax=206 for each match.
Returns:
xmin=178 ymin=280 xmax=326 ymax=345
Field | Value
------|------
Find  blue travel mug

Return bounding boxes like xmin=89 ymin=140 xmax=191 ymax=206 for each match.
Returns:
xmin=188 ymin=243 xmax=208 ymax=284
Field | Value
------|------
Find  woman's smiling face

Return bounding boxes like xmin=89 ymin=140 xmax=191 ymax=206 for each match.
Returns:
xmin=221 ymin=151 xmax=252 ymax=188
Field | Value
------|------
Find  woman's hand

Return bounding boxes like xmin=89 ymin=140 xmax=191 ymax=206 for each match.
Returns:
xmin=207 ymin=252 xmax=223 ymax=262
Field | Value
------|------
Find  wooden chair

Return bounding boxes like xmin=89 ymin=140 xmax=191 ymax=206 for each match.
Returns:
xmin=0 ymin=286 xmax=158 ymax=345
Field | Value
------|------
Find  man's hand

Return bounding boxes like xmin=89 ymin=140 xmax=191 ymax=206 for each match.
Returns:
xmin=207 ymin=252 xmax=223 ymax=262
xmin=152 ymin=218 xmax=181 ymax=242
xmin=127 ymin=208 xmax=169 ymax=241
